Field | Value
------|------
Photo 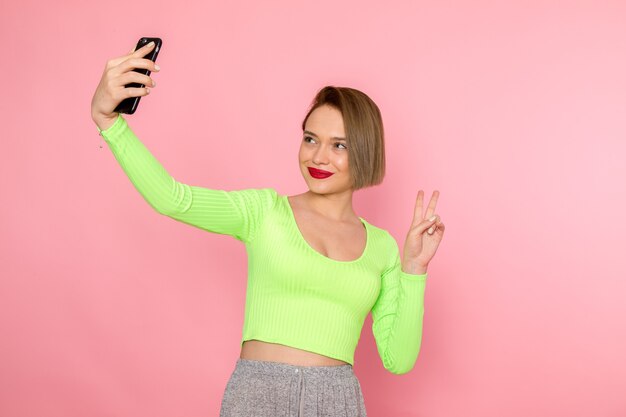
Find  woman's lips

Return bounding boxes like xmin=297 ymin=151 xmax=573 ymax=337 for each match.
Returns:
xmin=307 ymin=167 xmax=334 ymax=179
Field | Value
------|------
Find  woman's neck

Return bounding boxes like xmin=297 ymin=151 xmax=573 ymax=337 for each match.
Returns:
xmin=299 ymin=189 xmax=357 ymax=222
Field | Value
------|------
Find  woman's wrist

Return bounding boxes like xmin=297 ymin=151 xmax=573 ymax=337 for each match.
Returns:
xmin=401 ymin=260 xmax=428 ymax=275
xmin=93 ymin=113 xmax=119 ymax=132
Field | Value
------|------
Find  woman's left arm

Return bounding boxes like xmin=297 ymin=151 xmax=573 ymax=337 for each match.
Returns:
xmin=371 ymin=250 xmax=428 ymax=375
xmin=370 ymin=190 xmax=445 ymax=375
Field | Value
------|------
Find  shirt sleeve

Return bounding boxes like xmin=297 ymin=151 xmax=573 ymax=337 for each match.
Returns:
xmin=370 ymin=236 xmax=427 ymax=375
xmin=98 ymin=114 xmax=278 ymax=243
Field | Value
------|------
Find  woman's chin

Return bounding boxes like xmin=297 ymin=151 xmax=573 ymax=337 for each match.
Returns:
xmin=305 ymin=180 xmax=331 ymax=193
xmin=305 ymin=181 xmax=352 ymax=196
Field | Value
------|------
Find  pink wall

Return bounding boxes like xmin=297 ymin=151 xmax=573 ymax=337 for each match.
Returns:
xmin=1 ymin=1 xmax=625 ymax=416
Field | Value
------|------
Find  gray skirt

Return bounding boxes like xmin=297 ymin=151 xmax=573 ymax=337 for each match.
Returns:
xmin=219 ymin=358 xmax=367 ymax=417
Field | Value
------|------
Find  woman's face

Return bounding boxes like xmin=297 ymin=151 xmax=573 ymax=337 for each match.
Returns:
xmin=299 ymin=104 xmax=352 ymax=195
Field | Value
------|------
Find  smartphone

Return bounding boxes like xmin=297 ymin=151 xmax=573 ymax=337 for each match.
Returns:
xmin=114 ymin=37 xmax=162 ymax=114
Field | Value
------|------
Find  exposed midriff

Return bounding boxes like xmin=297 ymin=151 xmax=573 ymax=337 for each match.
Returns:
xmin=240 ymin=339 xmax=349 ymax=366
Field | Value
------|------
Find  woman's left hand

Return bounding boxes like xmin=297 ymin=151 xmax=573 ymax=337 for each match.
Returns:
xmin=402 ymin=190 xmax=445 ymax=274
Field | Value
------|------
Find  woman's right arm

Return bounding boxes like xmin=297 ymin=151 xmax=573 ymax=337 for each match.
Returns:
xmin=99 ymin=114 xmax=277 ymax=242
xmin=92 ymin=42 xmax=277 ymax=243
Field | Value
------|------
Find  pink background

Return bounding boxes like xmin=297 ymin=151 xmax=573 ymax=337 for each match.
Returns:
xmin=1 ymin=1 xmax=625 ymax=416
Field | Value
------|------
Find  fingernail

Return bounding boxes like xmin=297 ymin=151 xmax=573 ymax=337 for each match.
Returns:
xmin=429 ymin=215 xmax=437 ymax=221
xmin=428 ymin=226 xmax=434 ymax=234
xmin=154 ymin=64 xmax=160 ymax=71
xmin=147 ymin=41 xmax=155 ymax=47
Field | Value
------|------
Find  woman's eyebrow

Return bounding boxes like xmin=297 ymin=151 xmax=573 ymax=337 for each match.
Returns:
xmin=303 ymin=130 xmax=346 ymax=140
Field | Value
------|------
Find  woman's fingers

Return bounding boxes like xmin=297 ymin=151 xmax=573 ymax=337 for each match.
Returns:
xmin=121 ymin=57 xmax=160 ymax=74
xmin=114 ymin=65 xmax=156 ymax=87
xmin=130 ymin=40 xmax=155 ymax=57
xmin=424 ymin=190 xmax=440 ymax=220
xmin=409 ymin=214 xmax=439 ymax=237
xmin=109 ymin=41 xmax=156 ymax=69
xmin=121 ymin=86 xmax=152 ymax=98
xmin=108 ymin=50 xmax=160 ymax=90
xmin=105 ymin=86 xmax=151 ymax=106
xmin=412 ymin=190 xmax=424 ymax=225
xmin=412 ymin=190 xmax=440 ymax=226
xmin=111 ymin=55 xmax=159 ymax=79
xmin=427 ymin=220 xmax=444 ymax=235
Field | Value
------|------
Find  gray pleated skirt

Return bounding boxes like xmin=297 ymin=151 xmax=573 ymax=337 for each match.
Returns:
xmin=219 ymin=358 xmax=367 ymax=417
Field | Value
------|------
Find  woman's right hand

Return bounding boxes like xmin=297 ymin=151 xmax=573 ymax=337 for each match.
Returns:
xmin=91 ymin=41 xmax=160 ymax=131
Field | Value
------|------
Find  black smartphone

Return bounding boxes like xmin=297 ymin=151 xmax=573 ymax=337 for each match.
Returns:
xmin=114 ymin=37 xmax=162 ymax=114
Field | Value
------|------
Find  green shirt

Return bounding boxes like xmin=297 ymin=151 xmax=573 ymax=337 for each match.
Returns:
xmin=98 ymin=114 xmax=427 ymax=374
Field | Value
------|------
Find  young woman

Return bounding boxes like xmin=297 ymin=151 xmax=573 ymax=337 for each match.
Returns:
xmin=91 ymin=41 xmax=445 ymax=417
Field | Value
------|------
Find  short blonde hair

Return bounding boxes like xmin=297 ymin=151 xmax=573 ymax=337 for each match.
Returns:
xmin=301 ymin=86 xmax=385 ymax=190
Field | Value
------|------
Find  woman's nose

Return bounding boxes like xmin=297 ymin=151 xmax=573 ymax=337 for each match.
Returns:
xmin=312 ymin=145 xmax=330 ymax=164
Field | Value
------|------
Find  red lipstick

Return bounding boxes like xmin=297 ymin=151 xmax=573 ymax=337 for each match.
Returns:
xmin=307 ymin=167 xmax=334 ymax=179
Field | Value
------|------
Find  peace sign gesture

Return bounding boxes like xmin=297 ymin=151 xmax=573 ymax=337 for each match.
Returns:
xmin=401 ymin=190 xmax=445 ymax=274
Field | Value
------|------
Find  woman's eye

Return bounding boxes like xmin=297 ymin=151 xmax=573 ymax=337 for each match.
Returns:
xmin=336 ymin=143 xmax=347 ymax=149
xmin=304 ymin=136 xmax=315 ymax=143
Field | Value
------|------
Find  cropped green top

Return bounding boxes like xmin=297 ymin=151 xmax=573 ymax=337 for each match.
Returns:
xmin=98 ymin=114 xmax=428 ymax=374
